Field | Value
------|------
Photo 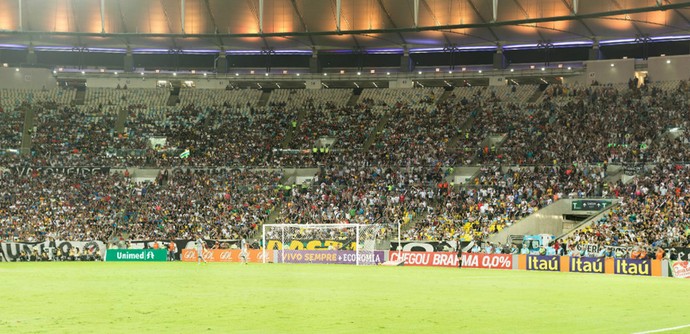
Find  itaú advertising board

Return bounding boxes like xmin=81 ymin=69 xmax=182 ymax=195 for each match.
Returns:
xmin=181 ymin=249 xmax=269 ymax=263
xmin=389 ymin=251 xmax=512 ymax=269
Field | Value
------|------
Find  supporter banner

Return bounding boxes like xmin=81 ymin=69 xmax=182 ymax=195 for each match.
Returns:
xmin=181 ymin=249 xmax=268 ymax=263
xmin=571 ymin=200 xmax=611 ymax=211
xmin=171 ymin=167 xmax=242 ymax=175
xmin=12 ymin=166 xmax=110 ymax=176
xmin=275 ymin=250 xmax=385 ymax=265
xmin=388 ymin=241 xmax=473 ymax=252
xmin=623 ymin=162 xmax=644 ymax=175
xmin=526 ymin=255 xmax=560 ymax=272
xmin=388 ymin=251 xmax=511 ymax=269
xmin=569 ymin=257 xmax=605 ymax=274
xmin=580 ymin=244 xmax=690 ymax=261
xmin=669 ymin=261 xmax=690 ymax=279
xmin=266 ymin=239 xmax=356 ymax=251
xmin=105 ymin=249 xmax=167 ymax=262
xmin=0 ymin=240 xmax=105 ymax=262
xmin=613 ymin=258 xmax=651 ymax=276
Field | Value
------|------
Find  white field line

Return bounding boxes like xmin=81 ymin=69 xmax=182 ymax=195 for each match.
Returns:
xmin=633 ymin=324 xmax=690 ymax=334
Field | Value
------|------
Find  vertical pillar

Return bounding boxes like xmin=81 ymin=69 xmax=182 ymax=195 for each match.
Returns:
xmin=493 ymin=43 xmax=506 ymax=69
xmin=124 ymin=48 xmax=134 ymax=72
xmin=26 ymin=44 xmax=36 ymax=64
xmin=215 ymin=49 xmax=228 ymax=73
xmin=588 ymin=40 xmax=601 ymax=60
xmin=309 ymin=49 xmax=320 ymax=73
xmin=400 ymin=46 xmax=413 ymax=73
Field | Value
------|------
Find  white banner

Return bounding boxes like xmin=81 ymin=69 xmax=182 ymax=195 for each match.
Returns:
xmin=0 ymin=240 xmax=106 ymax=262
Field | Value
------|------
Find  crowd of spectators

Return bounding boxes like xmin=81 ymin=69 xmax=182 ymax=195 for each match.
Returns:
xmin=564 ymin=163 xmax=690 ymax=256
xmin=0 ymin=169 xmax=283 ymax=243
xmin=0 ymin=82 xmax=689 ymax=257
xmin=404 ymin=163 xmax=612 ymax=242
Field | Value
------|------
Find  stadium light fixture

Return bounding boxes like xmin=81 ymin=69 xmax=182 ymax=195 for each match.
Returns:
xmin=530 ymin=65 xmax=535 ymax=69
xmin=510 ymin=68 xmax=514 ymax=72
xmin=667 ymin=60 xmax=671 ymax=64
xmin=610 ymin=63 xmax=615 ymax=67
xmin=265 ymin=73 xmax=269 ymax=76
xmin=173 ymin=72 xmax=177 ymax=76
xmin=100 ymin=68 xmax=105 ymax=73
xmin=296 ymin=73 xmax=300 ymax=76
xmin=81 ymin=71 xmax=85 ymax=74
xmin=282 ymin=70 xmax=288 ymax=74
xmin=558 ymin=64 xmax=563 ymax=68
xmin=53 ymin=70 xmax=57 ymax=74
xmin=461 ymin=67 xmax=466 ymax=71
xmin=435 ymin=68 xmax=440 ymax=72
xmin=114 ymin=72 xmax=118 ymax=75
xmin=203 ymin=72 xmax=207 ymax=76
xmin=478 ymin=70 xmax=482 ymax=73
xmin=323 ymin=73 xmax=328 ymax=76
xmin=2 ymin=63 xmax=7 ymax=67
xmin=357 ymin=72 xmax=361 ymax=75
xmin=567 ymin=67 xmax=572 ymax=70
xmin=340 ymin=70 xmax=345 ymax=74
xmin=386 ymin=72 xmax=390 ymax=75
xmin=370 ymin=69 xmax=375 ymax=74
xmin=191 ymin=70 xmax=196 ymax=74
xmin=235 ymin=73 xmax=239 ymax=76
xmin=448 ymin=71 xmax=452 ymax=74
xmin=155 ymin=69 xmax=160 ymax=73
xmin=541 ymin=67 xmax=545 ymax=71
xmin=418 ymin=71 xmax=422 ymax=74
xmin=141 ymin=72 xmax=145 ymax=76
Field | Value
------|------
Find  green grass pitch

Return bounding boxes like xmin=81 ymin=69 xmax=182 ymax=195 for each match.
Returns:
xmin=1 ymin=262 xmax=688 ymax=333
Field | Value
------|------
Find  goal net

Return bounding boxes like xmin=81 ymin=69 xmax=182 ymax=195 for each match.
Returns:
xmin=261 ymin=223 xmax=386 ymax=265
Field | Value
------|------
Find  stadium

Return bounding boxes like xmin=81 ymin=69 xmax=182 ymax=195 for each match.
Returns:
xmin=2 ymin=0 xmax=690 ymax=332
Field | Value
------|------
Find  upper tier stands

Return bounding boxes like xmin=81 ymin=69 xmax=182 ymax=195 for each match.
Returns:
xmin=178 ymin=88 xmax=262 ymax=108
xmin=268 ymin=89 xmax=351 ymax=108
xmin=84 ymin=88 xmax=169 ymax=107
xmin=0 ymin=88 xmax=75 ymax=109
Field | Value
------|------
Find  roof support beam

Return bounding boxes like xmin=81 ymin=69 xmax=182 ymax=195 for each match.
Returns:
xmin=414 ymin=0 xmax=419 ymax=27
xmin=466 ymin=0 xmax=500 ymax=42
xmin=492 ymin=0 xmax=498 ymax=22
xmin=559 ymin=0 xmax=594 ymax=36
xmin=420 ymin=0 xmax=451 ymax=44
xmin=259 ymin=0 xmax=264 ymax=33
xmin=100 ymin=0 xmax=105 ymax=33
xmin=290 ymin=0 xmax=315 ymax=46
xmin=375 ymin=0 xmax=406 ymax=44
xmin=336 ymin=0 xmax=341 ymax=32
xmin=18 ymin=0 xmax=22 ymax=31
xmin=181 ymin=0 xmax=185 ymax=34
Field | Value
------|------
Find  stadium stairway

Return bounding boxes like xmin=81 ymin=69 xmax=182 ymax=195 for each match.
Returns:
xmin=527 ymin=85 xmax=545 ymax=103
xmin=73 ymin=88 xmax=86 ymax=105
xmin=447 ymin=111 xmax=476 ymax=153
xmin=258 ymin=89 xmax=272 ymax=107
xmin=346 ymin=88 xmax=362 ymax=106
xmin=437 ymin=87 xmax=454 ymax=104
xmin=114 ymin=108 xmax=128 ymax=135
xmin=20 ymin=106 xmax=35 ymax=155
xmin=281 ymin=108 xmax=307 ymax=148
xmin=469 ymin=133 xmax=507 ymax=164
xmin=362 ymin=112 xmax=391 ymax=151
xmin=166 ymin=87 xmax=180 ymax=106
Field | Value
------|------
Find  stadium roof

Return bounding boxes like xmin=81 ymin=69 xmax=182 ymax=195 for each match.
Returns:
xmin=2 ymin=0 xmax=690 ymax=54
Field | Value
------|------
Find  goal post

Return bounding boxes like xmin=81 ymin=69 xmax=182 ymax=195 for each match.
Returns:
xmin=261 ymin=223 xmax=388 ymax=265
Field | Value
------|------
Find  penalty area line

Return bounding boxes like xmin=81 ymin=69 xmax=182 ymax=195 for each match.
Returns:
xmin=633 ymin=324 xmax=690 ymax=334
